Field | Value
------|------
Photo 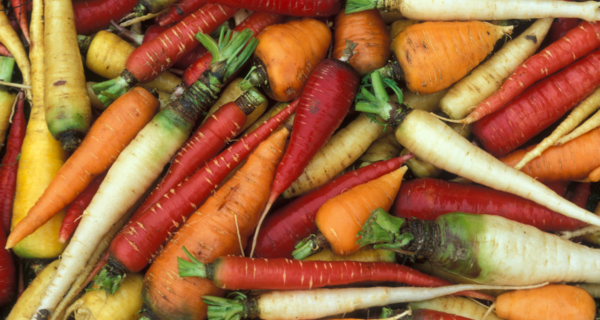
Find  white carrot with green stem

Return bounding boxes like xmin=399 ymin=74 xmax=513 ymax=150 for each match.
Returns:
xmin=29 ymin=29 xmax=258 ymax=320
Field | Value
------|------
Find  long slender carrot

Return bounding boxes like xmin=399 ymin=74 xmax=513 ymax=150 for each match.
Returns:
xmin=140 ymin=128 xmax=289 ymax=320
xmin=6 ymin=87 xmax=159 ymax=249
xmin=462 ymin=21 xmax=600 ymax=124
xmin=0 ymin=2 xmax=31 ymax=101
xmin=10 ymin=0 xmax=29 ymax=44
xmin=0 ymin=200 xmax=15 ymax=307
xmin=157 ymin=0 xmax=207 ymax=26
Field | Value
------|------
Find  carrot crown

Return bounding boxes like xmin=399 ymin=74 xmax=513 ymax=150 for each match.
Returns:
xmin=357 ymin=208 xmax=414 ymax=251
xmin=90 ymin=267 xmax=125 ymax=295
xmin=204 ymin=292 xmax=257 ymax=320
xmin=355 ymin=71 xmax=406 ymax=129
xmin=345 ymin=0 xmax=378 ymax=14
xmin=178 ymin=246 xmax=208 ymax=278
xmin=291 ymin=233 xmax=330 ymax=260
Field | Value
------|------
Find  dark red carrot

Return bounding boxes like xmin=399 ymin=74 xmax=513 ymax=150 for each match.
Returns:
xmin=157 ymin=0 xmax=207 ymax=27
xmin=251 ymin=156 xmax=414 ymax=259
xmin=545 ymin=1 xmax=579 ymax=46
xmin=206 ymin=0 xmax=341 ymax=17
xmin=177 ymin=253 xmax=493 ymax=301
xmin=250 ymin=55 xmax=360 ymax=257
xmin=0 ymin=215 xmax=15 ymax=306
xmin=545 ymin=180 xmax=570 ymax=198
xmin=472 ymin=49 xmax=600 ymax=157
xmin=101 ymin=100 xmax=298 ymax=279
xmin=392 ymin=178 xmax=587 ymax=231
xmin=73 ymin=0 xmax=138 ymax=35
xmin=409 ymin=309 xmax=475 ymax=320
xmin=93 ymin=3 xmax=236 ymax=106
xmin=0 ymin=92 xmax=25 ymax=233
xmin=463 ymin=21 xmax=600 ymax=124
xmin=182 ymin=11 xmax=286 ymax=87
xmin=58 ymin=172 xmax=107 ymax=243
xmin=132 ymin=91 xmax=259 ymax=217
xmin=10 ymin=0 xmax=29 ymax=44
xmin=139 ymin=24 xmax=209 ymax=71
xmin=568 ymin=182 xmax=591 ymax=209
xmin=0 ymin=43 xmax=11 ymax=58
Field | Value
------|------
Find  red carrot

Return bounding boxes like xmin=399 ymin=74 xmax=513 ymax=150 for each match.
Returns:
xmin=0 ymin=92 xmax=25 ymax=233
xmin=472 ymin=49 xmax=600 ymax=157
xmin=182 ymin=11 xmax=286 ymax=87
xmin=392 ymin=178 xmax=587 ymax=231
xmin=206 ymin=0 xmax=341 ymax=17
xmin=0 ymin=43 xmax=11 ymax=58
xmin=10 ymin=0 xmax=29 ymax=44
xmin=178 ymin=253 xmax=493 ymax=300
xmin=102 ymin=100 xmax=298 ymax=278
xmin=463 ymin=21 xmax=600 ymax=124
xmin=545 ymin=180 xmax=570 ymax=197
xmin=408 ymin=309 xmax=476 ymax=320
xmin=58 ymin=172 xmax=107 ymax=243
xmin=139 ymin=24 xmax=209 ymax=71
xmin=157 ymin=0 xmax=207 ymax=27
xmin=251 ymin=156 xmax=414 ymax=259
xmin=568 ymin=182 xmax=591 ymax=209
xmin=250 ymin=55 xmax=360 ymax=257
xmin=73 ymin=0 xmax=138 ymax=35
xmin=0 ymin=223 xmax=15 ymax=307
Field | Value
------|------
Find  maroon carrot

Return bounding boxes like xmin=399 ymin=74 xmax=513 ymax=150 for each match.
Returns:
xmin=206 ymin=0 xmax=341 ymax=17
xmin=178 ymin=252 xmax=493 ymax=300
xmin=472 ymin=49 xmax=600 ymax=157
xmin=58 ymin=172 xmax=107 ymax=243
xmin=0 ymin=221 xmax=15 ymax=307
xmin=182 ymin=11 xmax=285 ymax=87
xmin=0 ymin=92 xmax=25 ymax=233
xmin=568 ymin=182 xmax=591 ymax=209
xmin=251 ymin=156 xmax=414 ymax=259
xmin=392 ymin=178 xmax=587 ymax=231
xmin=93 ymin=3 xmax=236 ymax=106
xmin=461 ymin=21 xmax=600 ymax=124
xmin=404 ymin=309 xmax=476 ymax=320
xmin=73 ymin=0 xmax=138 ymax=35
xmin=545 ymin=180 xmax=570 ymax=197
xmin=10 ymin=0 xmax=29 ymax=44
xmin=157 ymin=0 xmax=207 ymax=26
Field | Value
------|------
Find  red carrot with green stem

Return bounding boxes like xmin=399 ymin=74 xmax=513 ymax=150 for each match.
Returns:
xmin=93 ymin=3 xmax=236 ymax=106
xmin=0 ymin=91 xmax=25 ymax=234
xmin=249 ymin=43 xmax=360 ymax=257
xmin=157 ymin=0 xmax=207 ymax=26
xmin=206 ymin=0 xmax=341 ymax=17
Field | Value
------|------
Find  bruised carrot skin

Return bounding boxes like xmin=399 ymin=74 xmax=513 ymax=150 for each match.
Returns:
xmin=73 ymin=0 xmax=138 ymax=35
xmin=473 ymin=49 xmax=600 ymax=157
xmin=393 ymin=178 xmax=586 ymax=231
xmin=206 ymin=0 xmax=341 ymax=17
xmin=157 ymin=0 xmax=208 ymax=26
xmin=252 ymin=156 xmax=414 ymax=259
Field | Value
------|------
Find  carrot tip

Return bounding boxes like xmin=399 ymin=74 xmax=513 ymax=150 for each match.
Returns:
xmin=429 ymin=112 xmax=464 ymax=124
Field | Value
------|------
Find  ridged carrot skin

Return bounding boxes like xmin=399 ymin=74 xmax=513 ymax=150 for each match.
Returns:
xmin=73 ymin=0 xmax=138 ymax=35
xmin=157 ymin=0 xmax=207 ymax=26
xmin=107 ymin=100 xmax=297 ymax=274
xmin=142 ymin=128 xmax=289 ymax=320
xmin=473 ymin=49 xmax=600 ymax=157
xmin=252 ymin=156 xmax=414 ymax=259
xmin=0 ymin=93 xmax=24 ymax=234
xmin=206 ymin=0 xmax=341 ymax=17
xmin=140 ymin=25 xmax=208 ymax=71
xmin=182 ymin=12 xmax=285 ymax=87
xmin=393 ymin=178 xmax=587 ymax=231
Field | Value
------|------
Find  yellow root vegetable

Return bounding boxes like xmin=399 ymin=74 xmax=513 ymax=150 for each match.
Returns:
xmin=0 ymin=56 xmax=17 ymax=146
xmin=305 ymin=247 xmax=396 ymax=263
xmin=6 ymin=261 xmax=60 ymax=320
xmin=358 ymin=131 xmax=403 ymax=163
xmin=0 ymin=3 xmax=32 ymax=101
xmin=403 ymin=89 xmax=447 ymax=113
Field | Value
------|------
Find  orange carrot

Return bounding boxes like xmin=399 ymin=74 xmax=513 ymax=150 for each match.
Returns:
xmin=332 ymin=9 xmax=390 ymax=75
xmin=293 ymin=166 xmax=408 ymax=259
xmin=140 ymin=128 xmax=289 ymax=320
xmin=496 ymin=284 xmax=595 ymax=320
xmin=6 ymin=87 xmax=158 ymax=249
xmin=500 ymin=127 xmax=600 ymax=183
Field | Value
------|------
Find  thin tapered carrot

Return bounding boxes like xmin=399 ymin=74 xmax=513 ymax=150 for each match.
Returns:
xmin=140 ymin=128 xmax=289 ymax=320
xmin=6 ymin=87 xmax=159 ymax=249
xmin=555 ymin=92 xmax=600 ymax=147
xmin=0 ymin=2 xmax=31 ymax=101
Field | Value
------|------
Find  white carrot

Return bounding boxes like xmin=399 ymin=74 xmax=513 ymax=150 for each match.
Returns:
xmin=402 ymin=89 xmax=446 ymax=113
xmin=346 ymin=0 xmax=600 ymax=22
xmin=203 ymin=283 xmax=545 ymax=320
xmin=440 ymin=18 xmax=553 ymax=120
xmin=359 ymin=132 xmax=403 ymax=163
xmin=554 ymin=91 xmax=600 ymax=147
xmin=410 ymin=296 xmax=504 ymax=320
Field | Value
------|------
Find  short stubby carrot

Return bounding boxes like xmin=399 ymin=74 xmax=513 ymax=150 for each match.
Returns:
xmin=140 ymin=128 xmax=289 ymax=320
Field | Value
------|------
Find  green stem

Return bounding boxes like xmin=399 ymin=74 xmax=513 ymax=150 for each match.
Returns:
xmin=238 ymin=68 xmax=264 ymax=92
xmin=196 ymin=28 xmax=259 ymax=80
xmin=0 ymin=56 xmax=15 ymax=86
xmin=204 ymin=293 xmax=253 ymax=320
xmin=92 ymin=70 xmax=137 ymax=107
xmin=371 ymin=71 xmax=389 ymax=102
xmin=90 ymin=267 xmax=126 ymax=295
xmin=291 ymin=233 xmax=328 ymax=260
xmin=345 ymin=0 xmax=377 ymax=14
xmin=77 ymin=35 xmax=93 ymax=57
xmin=380 ymin=307 xmax=394 ymax=319
xmin=355 ymin=101 xmax=393 ymax=121
xmin=357 ymin=208 xmax=414 ymax=251
xmin=178 ymin=246 xmax=207 ymax=278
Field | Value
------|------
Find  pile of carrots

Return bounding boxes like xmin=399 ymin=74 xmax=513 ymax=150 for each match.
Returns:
xmin=0 ymin=0 xmax=600 ymax=320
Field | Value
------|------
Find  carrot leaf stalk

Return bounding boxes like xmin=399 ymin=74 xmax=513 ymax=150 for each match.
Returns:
xmin=204 ymin=293 xmax=250 ymax=320
xmin=177 ymin=246 xmax=207 ymax=278
xmin=90 ymin=267 xmax=124 ymax=295
xmin=358 ymin=208 xmax=413 ymax=251
xmin=291 ymin=233 xmax=329 ymax=260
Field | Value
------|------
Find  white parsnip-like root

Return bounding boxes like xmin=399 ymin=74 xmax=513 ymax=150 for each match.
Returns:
xmin=554 ymin=92 xmax=600 ymax=147
xmin=410 ymin=296 xmax=505 ymax=320
xmin=359 ymin=132 xmax=403 ymax=163
xmin=577 ymin=284 xmax=600 ymax=299
xmin=403 ymin=89 xmax=447 ymax=113
xmin=558 ymin=226 xmax=600 ymax=240
xmin=440 ymin=18 xmax=553 ymax=120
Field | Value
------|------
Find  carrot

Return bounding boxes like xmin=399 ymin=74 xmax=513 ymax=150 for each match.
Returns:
xmin=358 ymin=132 xmax=404 ymax=164
xmin=379 ymin=21 xmax=513 ymax=94
xmin=0 ymin=56 xmax=16 ymax=148
xmin=332 ymin=10 xmax=390 ymax=76
xmin=292 ymin=166 xmax=408 ymax=259
xmin=139 ymin=128 xmax=289 ymax=320
xmin=461 ymin=21 xmax=600 ymax=124
xmin=57 ymin=173 xmax=107 ymax=243
xmin=305 ymin=247 xmax=396 ymax=263
xmin=345 ymin=0 xmax=600 ymax=21
xmin=6 ymin=88 xmax=159 ymax=249
xmin=6 ymin=260 xmax=59 ymax=320
xmin=389 ymin=20 xmax=419 ymax=40
xmin=93 ymin=3 xmax=236 ymax=106
xmin=157 ymin=0 xmax=207 ymax=26
xmin=393 ymin=178 xmax=587 ymax=231
xmin=0 ymin=43 xmax=12 ymax=58
xmin=179 ymin=251 xmax=491 ymax=301
xmin=410 ymin=296 xmax=505 ymax=320
xmin=403 ymin=89 xmax=446 ymax=113
xmin=439 ymin=18 xmax=552 ymax=120
xmin=0 ymin=2 xmax=31 ymax=101
xmin=206 ymin=0 xmax=341 ymax=17
xmin=555 ymin=104 xmax=600 ymax=147
xmin=135 ymin=0 xmax=179 ymax=14
xmin=10 ymin=0 xmax=29 ymax=44
xmin=0 ymin=92 xmax=25 ymax=233
xmin=496 ymin=284 xmax=595 ymax=320
xmin=73 ymin=0 xmax=138 ymax=35
xmin=0 ymin=213 xmax=15 ymax=307
xmin=239 ymin=18 xmax=332 ymax=102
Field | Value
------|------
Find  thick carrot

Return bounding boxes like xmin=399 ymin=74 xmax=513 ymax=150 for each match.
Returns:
xmin=358 ymin=132 xmax=403 ymax=164
xmin=6 ymin=87 xmax=158 ymax=249
xmin=496 ymin=284 xmax=595 ymax=320
xmin=462 ymin=21 xmax=600 ymax=124
xmin=380 ymin=21 xmax=512 ymax=94
xmin=0 ymin=92 xmax=25 ymax=233
xmin=140 ymin=128 xmax=289 ymax=320
xmin=332 ymin=10 xmax=390 ymax=75
xmin=10 ymin=0 xmax=29 ymax=44
xmin=239 ymin=18 xmax=332 ymax=102
xmin=0 ymin=2 xmax=31 ymax=101
xmin=0 ymin=57 xmax=16 ymax=148
xmin=73 ymin=0 xmax=138 ymax=35
xmin=206 ymin=0 xmax=341 ymax=17
xmin=157 ymin=0 xmax=207 ymax=26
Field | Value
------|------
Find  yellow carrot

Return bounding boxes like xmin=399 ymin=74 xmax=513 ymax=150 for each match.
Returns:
xmin=6 ymin=260 xmax=60 ymax=320
xmin=0 ymin=3 xmax=32 ymax=101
